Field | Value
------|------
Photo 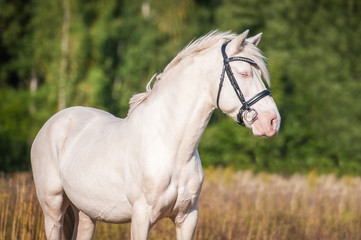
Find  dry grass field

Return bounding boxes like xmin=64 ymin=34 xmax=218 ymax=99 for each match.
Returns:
xmin=1 ymin=168 xmax=361 ymax=240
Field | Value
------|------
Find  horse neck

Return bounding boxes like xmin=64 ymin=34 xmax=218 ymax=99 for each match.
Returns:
xmin=135 ymin=50 xmax=219 ymax=158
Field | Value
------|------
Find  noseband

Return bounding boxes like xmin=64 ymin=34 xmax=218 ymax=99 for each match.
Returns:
xmin=216 ymin=41 xmax=272 ymax=126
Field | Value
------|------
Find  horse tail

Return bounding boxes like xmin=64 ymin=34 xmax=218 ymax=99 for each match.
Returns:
xmin=63 ymin=205 xmax=75 ymax=239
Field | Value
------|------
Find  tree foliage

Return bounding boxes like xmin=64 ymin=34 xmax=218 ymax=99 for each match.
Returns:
xmin=0 ymin=0 xmax=360 ymax=174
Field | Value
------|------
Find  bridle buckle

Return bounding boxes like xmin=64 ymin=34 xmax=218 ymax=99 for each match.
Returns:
xmin=244 ymin=108 xmax=258 ymax=124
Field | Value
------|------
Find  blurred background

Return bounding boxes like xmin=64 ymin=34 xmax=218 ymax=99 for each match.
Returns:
xmin=1 ymin=0 xmax=360 ymax=175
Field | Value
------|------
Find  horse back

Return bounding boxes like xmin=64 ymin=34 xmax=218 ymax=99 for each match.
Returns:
xmin=31 ymin=106 xmax=118 ymax=172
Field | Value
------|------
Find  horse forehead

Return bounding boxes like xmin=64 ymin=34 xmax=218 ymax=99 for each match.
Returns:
xmin=230 ymin=61 xmax=253 ymax=72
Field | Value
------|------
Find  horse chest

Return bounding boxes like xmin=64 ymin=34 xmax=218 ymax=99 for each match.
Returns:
xmin=142 ymin=174 xmax=202 ymax=225
xmin=172 ymin=170 xmax=204 ymax=225
xmin=144 ymin=155 xmax=204 ymax=224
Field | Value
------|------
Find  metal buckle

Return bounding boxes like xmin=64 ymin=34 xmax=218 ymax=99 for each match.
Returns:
xmin=243 ymin=108 xmax=258 ymax=124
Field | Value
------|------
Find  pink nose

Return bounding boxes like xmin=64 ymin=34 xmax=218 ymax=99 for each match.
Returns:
xmin=266 ymin=116 xmax=279 ymax=137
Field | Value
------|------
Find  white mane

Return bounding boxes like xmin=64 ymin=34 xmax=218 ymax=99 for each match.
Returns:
xmin=128 ymin=31 xmax=270 ymax=115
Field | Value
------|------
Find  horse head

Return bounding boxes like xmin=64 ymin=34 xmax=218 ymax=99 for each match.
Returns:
xmin=214 ymin=30 xmax=281 ymax=137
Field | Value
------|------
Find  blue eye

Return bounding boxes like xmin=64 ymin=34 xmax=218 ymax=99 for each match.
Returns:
xmin=240 ymin=73 xmax=247 ymax=77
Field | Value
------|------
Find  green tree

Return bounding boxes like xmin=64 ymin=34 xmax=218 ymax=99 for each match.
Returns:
xmin=1 ymin=0 xmax=361 ymax=174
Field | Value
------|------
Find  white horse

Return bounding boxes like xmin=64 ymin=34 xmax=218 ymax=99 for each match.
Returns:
xmin=31 ymin=30 xmax=280 ymax=240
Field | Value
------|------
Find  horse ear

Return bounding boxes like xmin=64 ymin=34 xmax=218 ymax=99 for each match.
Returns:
xmin=247 ymin=33 xmax=262 ymax=46
xmin=227 ymin=29 xmax=249 ymax=55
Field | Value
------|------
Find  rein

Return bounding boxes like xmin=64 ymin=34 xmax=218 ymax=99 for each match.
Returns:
xmin=216 ymin=41 xmax=272 ymax=126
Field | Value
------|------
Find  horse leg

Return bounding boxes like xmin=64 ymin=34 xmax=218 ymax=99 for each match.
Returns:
xmin=174 ymin=205 xmax=199 ymax=240
xmin=39 ymin=191 xmax=69 ymax=240
xmin=130 ymin=202 xmax=151 ymax=240
xmin=70 ymin=206 xmax=96 ymax=240
xmin=33 ymin=161 xmax=69 ymax=239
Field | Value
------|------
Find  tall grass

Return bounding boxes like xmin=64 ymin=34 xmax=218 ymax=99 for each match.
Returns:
xmin=1 ymin=169 xmax=361 ymax=239
xmin=0 ymin=173 xmax=45 ymax=240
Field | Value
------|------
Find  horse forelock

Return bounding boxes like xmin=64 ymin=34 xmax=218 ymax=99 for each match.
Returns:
xmin=127 ymin=30 xmax=270 ymax=116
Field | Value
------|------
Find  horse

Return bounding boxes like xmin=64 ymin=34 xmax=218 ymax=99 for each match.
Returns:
xmin=31 ymin=30 xmax=281 ymax=240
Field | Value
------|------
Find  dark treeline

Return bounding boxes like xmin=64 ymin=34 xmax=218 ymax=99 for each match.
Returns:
xmin=1 ymin=0 xmax=360 ymax=174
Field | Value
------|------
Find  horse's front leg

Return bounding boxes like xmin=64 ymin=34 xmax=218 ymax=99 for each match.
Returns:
xmin=174 ymin=204 xmax=199 ymax=240
xmin=131 ymin=201 xmax=151 ymax=240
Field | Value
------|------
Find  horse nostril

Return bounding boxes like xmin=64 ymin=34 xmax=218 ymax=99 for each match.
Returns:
xmin=271 ymin=118 xmax=278 ymax=130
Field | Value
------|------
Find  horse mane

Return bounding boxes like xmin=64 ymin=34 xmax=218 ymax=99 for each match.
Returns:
xmin=127 ymin=30 xmax=270 ymax=116
xmin=128 ymin=74 xmax=155 ymax=115
xmin=161 ymin=31 xmax=236 ymax=74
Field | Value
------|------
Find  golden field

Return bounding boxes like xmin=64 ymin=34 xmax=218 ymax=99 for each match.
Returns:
xmin=1 ymin=168 xmax=361 ymax=240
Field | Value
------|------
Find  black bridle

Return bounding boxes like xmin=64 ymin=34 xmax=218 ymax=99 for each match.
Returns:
xmin=216 ymin=41 xmax=272 ymax=126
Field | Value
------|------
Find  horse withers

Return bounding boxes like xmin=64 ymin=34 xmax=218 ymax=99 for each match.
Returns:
xmin=31 ymin=30 xmax=280 ymax=240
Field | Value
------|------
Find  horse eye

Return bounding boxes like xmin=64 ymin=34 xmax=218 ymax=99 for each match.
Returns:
xmin=240 ymin=73 xmax=248 ymax=77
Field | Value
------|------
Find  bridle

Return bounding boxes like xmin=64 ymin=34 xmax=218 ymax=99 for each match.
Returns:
xmin=216 ymin=41 xmax=272 ymax=126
